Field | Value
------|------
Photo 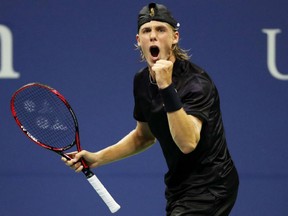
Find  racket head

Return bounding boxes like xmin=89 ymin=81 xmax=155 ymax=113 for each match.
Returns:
xmin=10 ymin=82 xmax=79 ymax=153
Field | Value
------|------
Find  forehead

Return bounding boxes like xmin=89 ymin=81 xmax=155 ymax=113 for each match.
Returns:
xmin=139 ymin=20 xmax=171 ymax=30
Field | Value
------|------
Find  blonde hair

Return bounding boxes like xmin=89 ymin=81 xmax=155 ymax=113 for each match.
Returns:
xmin=135 ymin=26 xmax=190 ymax=61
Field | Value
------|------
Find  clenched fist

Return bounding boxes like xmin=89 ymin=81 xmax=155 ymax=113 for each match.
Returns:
xmin=151 ymin=60 xmax=174 ymax=89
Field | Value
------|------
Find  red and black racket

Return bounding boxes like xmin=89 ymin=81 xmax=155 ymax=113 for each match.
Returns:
xmin=10 ymin=82 xmax=120 ymax=213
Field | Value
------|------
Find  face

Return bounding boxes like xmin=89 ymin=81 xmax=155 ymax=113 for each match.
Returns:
xmin=136 ymin=21 xmax=179 ymax=67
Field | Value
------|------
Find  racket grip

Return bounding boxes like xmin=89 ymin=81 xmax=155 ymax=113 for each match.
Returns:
xmin=87 ymin=174 xmax=121 ymax=213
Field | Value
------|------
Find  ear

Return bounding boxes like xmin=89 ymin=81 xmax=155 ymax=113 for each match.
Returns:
xmin=172 ymin=31 xmax=179 ymax=44
xmin=136 ymin=34 xmax=141 ymax=46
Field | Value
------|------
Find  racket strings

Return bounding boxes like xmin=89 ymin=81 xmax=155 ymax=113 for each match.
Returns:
xmin=13 ymin=85 xmax=76 ymax=149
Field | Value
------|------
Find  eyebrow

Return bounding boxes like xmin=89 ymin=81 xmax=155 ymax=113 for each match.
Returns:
xmin=140 ymin=24 xmax=168 ymax=31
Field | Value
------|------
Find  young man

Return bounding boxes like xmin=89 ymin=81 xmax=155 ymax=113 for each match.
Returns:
xmin=62 ymin=3 xmax=239 ymax=215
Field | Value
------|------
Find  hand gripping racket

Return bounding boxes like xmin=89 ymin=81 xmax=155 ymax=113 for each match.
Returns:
xmin=10 ymin=82 xmax=120 ymax=213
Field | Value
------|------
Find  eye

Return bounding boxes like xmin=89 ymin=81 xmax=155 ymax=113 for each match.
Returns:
xmin=141 ymin=28 xmax=151 ymax=34
xmin=157 ymin=27 xmax=166 ymax=33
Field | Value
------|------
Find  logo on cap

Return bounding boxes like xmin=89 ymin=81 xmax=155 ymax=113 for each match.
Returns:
xmin=150 ymin=7 xmax=155 ymax=17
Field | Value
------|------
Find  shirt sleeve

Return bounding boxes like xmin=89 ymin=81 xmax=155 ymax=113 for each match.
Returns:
xmin=133 ymin=97 xmax=147 ymax=122
xmin=133 ymin=70 xmax=148 ymax=122
xmin=180 ymin=75 xmax=216 ymax=122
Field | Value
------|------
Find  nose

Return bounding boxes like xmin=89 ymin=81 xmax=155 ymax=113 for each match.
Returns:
xmin=150 ymin=30 xmax=157 ymax=41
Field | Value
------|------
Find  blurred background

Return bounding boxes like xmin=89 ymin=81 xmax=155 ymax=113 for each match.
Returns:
xmin=1 ymin=0 xmax=287 ymax=215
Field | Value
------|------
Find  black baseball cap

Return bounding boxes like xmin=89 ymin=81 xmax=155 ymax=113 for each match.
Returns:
xmin=137 ymin=3 xmax=180 ymax=31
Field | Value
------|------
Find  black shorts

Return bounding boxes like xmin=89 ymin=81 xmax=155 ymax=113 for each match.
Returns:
xmin=166 ymin=189 xmax=238 ymax=216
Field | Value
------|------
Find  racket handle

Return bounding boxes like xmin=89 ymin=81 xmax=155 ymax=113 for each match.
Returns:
xmin=87 ymin=174 xmax=121 ymax=213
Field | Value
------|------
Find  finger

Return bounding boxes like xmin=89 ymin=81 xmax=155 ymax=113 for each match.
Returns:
xmin=61 ymin=156 xmax=67 ymax=162
xmin=156 ymin=59 xmax=171 ymax=65
xmin=73 ymin=150 xmax=87 ymax=162
xmin=69 ymin=161 xmax=83 ymax=172
xmin=75 ymin=165 xmax=84 ymax=173
xmin=71 ymin=161 xmax=80 ymax=168
xmin=156 ymin=59 xmax=168 ymax=64
xmin=63 ymin=151 xmax=82 ymax=164
xmin=65 ymin=160 xmax=75 ymax=167
xmin=65 ymin=151 xmax=78 ymax=159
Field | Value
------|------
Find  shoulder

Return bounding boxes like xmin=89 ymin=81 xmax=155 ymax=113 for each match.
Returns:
xmin=133 ymin=67 xmax=149 ymax=95
xmin=177 ymin=60 xmax=212 ymax=81
xmin=134 ymin=67 xmax=148 ymax=81
xmin=174 ymin=60 xmax=216 ymax=95
xmin=174 ymin=59 xmax=203 ymax=73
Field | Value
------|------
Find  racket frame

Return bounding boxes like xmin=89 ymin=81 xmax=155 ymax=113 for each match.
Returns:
xmin=10 ymin=82 xmax=121 ymax=213
xmin=12 ymin=83 xmax=76 ymax=151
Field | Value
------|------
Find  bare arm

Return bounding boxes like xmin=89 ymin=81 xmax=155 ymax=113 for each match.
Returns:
xmin=167 ymin=109 xmax=202 ymax=154
xmin=152 ymin=59 xmax=202 ymax=154
xmin=62 ymin=121 xmax=156 ymax=172
xmin=93 ymin=121 xmax=156 ymax=167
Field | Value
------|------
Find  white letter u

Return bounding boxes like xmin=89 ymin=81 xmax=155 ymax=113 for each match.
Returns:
xmin=262 ymin=29 xmax=288 ymax=80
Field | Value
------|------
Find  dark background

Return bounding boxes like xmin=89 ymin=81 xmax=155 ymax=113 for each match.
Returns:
xmin=1 ymin=0 xmax=287 ymax=215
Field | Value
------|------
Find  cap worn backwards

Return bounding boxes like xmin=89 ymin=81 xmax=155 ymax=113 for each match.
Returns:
xmin=137 ymin=2 xmax=180 ymax=31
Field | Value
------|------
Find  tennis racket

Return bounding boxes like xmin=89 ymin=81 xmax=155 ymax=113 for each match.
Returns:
xmin=10 ymin=82 xmax=120 ymax=213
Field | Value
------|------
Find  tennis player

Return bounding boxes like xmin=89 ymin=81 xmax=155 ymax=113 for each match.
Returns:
xmin=62 ymin=3 xmax=239 ymax=215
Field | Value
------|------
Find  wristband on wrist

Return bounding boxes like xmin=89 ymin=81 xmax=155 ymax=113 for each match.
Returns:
xmin=159 ymin=84 xmax=182 ymax=112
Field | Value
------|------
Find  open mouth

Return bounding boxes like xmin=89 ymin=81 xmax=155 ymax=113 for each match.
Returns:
xmin=150 ymin=46 xmax=160 ymax=58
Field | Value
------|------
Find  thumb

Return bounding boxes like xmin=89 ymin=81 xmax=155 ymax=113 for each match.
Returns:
xmin=73 ymin=150 xmax=87 ymax=162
